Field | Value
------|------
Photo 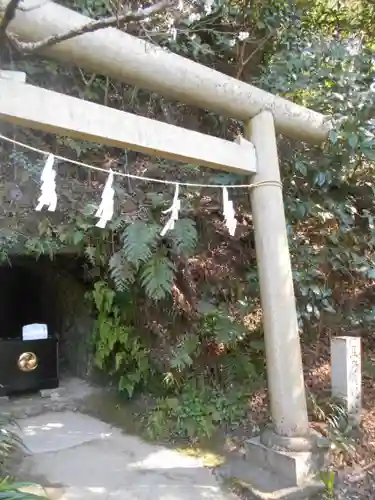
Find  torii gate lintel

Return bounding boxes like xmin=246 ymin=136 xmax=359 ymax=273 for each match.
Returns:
xmin=0 ymin=0 xmax=331 ymax=145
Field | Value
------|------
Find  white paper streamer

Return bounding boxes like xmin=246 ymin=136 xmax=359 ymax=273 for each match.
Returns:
xmin=95 ymin=170 xmax=114 ymax=228
xmin=222 ymin=187 xmax=237 ymax=236
xmin=161 ymin=184 xmax=180 ymax=236
xmin=35 ymin=154 xmax=57 ymax=212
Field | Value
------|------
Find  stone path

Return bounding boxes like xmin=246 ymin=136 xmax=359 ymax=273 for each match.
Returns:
xmin=16 ymin=410 xmax=238 ymax=500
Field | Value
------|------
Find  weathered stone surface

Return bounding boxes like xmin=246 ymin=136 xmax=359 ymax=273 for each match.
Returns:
xmin=40 ymin=387 xmax=66 ymax=399
xmin=218 ymin=457 xmax=324 ymax=500
xmin=34 ymin=258 xmax=94 ymax=379
xmin=16 ymin=410 xmax=237 ymax=500
xmin=245 ymin=436 xmax=327 ymax=488
xmin=0 ymin=378 xmax=98 ymax=419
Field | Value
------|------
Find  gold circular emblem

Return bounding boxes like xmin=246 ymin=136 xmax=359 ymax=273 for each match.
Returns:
xmin=17 ymin=352 xmax=38 ymax=372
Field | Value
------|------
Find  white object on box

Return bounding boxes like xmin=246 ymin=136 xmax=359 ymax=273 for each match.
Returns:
xmin=22 ymin=323 xmax=48 ymax=340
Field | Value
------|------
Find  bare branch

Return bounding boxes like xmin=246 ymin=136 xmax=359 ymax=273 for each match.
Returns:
xmin=6 ymin=0 xmax=176 ymax=54
xmin=0 ymin=0 xmax=21 ymax=45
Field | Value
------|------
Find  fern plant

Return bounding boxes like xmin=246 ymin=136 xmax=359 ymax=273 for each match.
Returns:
xmin=140 ymin=253 xmax=175 ymax=300
xmin=122 ymin=221 xmax=161 ymax=268
xmin=199 ymin=305 xmax=249 ymax=347
xmin=108 ymin=218 xmax=197 ymax=301
xmin=170 ymin=219 xmax=197 ymax=257
xmin=170 ymin=334 xmax=199 ymax=372
xmin=109 ymin=250 xmax=136 ymax=292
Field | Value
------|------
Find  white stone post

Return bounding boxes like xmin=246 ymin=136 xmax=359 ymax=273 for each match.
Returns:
xmin=244 ymin=111 xmax=309 ymax=439
xmin=331 ymin=336 xmax=362 ymax=426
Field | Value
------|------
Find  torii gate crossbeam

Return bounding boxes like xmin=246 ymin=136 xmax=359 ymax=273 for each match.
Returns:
xmin=0 ymin=79 xmax=257 ymax=174
xmin=0 ymin=0 xmax=331 ymax=144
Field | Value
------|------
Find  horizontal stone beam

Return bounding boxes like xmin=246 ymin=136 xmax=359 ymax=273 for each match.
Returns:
xmin=0 ymin=0 xmax=331 ymax=144
xmin=0 ymin=70 xmax=26 ymax=82
xmin=0 ymin=79 xmax=257 ymax=174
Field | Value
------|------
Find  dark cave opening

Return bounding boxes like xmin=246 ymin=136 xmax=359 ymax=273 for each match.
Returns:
xmin=0 ymin=261 xmax=53 ymax=340
xmin=0 ymin=255 xmax=93 ymax=395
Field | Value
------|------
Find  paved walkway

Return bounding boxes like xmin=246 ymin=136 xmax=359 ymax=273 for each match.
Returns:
xmin=16 ymin=410 xmax=237 ymax=500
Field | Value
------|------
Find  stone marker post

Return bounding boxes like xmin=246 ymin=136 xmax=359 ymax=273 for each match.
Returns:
xmin=331 ymin=336 xmax=362 ymax=427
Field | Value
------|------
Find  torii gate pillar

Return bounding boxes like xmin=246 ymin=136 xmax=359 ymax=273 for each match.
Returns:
xmin=244 ymin=111 xmax=328 ymax=488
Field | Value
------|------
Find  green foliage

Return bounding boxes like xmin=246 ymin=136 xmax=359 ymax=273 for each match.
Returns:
xmin=109 ymin=251 xmax=135 ymax=292
xmin=170 ymin=219 xmax=197 ymax=257
xmin=145 ymin=382 xmax=249 ymax=441
xmin=33 ymin=208 xmax=198 ymax=302
xmin=307 ymin=391 xmax=356 ymax=460
xmin=110 ymin=217 xmax=196 ymax=300
xmin=140 ymin=253 xmax=175 ymax=301
xmin=198 ymin=303 xmax=249 ymax=346
xmin=220 ymin=351 xmax=264 ymax=387
xmin=88 ymin=281 xmax=153 ymax=397
xmin=0 ymin=478 xmax=45 ymax=499
xmin=0 ymin=415 xmax=44 ymax=499
xmin=163 ymin=301 xmax=264 ymax=389
xmin=19 ymin=194 xmax=261 ymax=415
xmin=363 ymin=358 xmax=375 ymax=378
xmin=319 ymin=470 xmax=335 ymax=499
xmin=122 ymin=221 xmax=161 ymax=269
xmin=0 ymin=415 xmax=23 ymax=472
xmin=255 ymin=0 xmax=375 ymax=331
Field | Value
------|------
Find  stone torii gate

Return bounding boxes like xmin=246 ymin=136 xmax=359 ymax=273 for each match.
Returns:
xmin=0 ymin=0 xmax=332 ymax=494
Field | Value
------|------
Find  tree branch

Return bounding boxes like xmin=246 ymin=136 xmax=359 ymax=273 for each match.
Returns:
xmin=0 ymin=0 xmax=21 ymax=45
xmin=6 ymin=0 xmax=176 ymax=54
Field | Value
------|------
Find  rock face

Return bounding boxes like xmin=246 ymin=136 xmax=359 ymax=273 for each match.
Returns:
xmin=36 ymin=257 xmax=94 ymax=378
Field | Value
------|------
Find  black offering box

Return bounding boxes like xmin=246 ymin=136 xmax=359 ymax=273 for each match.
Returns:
xmin=0 ymin=264 xmax=59 ymax=397
xmin=0 ymin=338 xmax=58 ymax=396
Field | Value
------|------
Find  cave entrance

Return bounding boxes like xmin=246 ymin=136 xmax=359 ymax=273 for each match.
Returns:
xmin=0 ymin=259 xmax=54 ymax=340
xmin=0 ymin=254 xmax=93 ymax=395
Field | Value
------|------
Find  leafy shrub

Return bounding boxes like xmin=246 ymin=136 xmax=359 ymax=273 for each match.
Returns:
xmin=0 ymin=415 xmax=23 ymax=473
xmin=145 ymin=382 xmax=249 ymax=441
xmin=307 ymin=391 xmax=356 ymax=461
xmin=0 ymin=415 xmax=45 ymax=499
xmin=87 ymin=281 xmax=154 ymax=397
xmin=0 ymin=478 xmax=45 ymax=499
